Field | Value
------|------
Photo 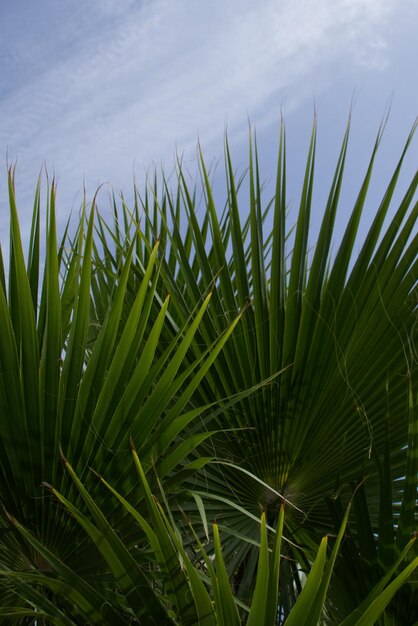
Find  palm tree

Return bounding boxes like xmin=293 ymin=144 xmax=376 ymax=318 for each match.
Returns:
xmin=0 ymin=115 xmax=416 ymax=623
xmin=6 ymin=440 xmax=416 ymax=624
xmin=95 ymin=116 xmax=418 ymax=619
xmin=0 ymin=170 xmax=244 ymax=621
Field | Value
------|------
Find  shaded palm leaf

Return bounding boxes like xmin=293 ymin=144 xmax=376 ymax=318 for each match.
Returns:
xmin=4 ymin=446 xmax=417 ymax=625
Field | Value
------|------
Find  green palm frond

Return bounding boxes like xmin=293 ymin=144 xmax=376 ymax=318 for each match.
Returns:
xmin=0 ymin=170 xmax=244 ymax=614
xmin=94 ymin=117 xmax=417 ymax=611
xmin=0 ymin=115 xmax=416 ymax=623
xmin=4 ymin=445 xmax=416 ymax=625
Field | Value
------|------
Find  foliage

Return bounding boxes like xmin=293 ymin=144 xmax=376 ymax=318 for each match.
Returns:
xmin=0 ymin=169 xmax=244 ymax=620
xmin=95 ymin=118 xmax=418 ymax=615
xmin=3 ymin=446 xmax=418 ymax=625
xmin=0 ymin=117 xmax=417 ymax=623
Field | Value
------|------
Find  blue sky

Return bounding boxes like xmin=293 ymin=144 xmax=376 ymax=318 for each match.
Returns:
xmin=0 ymin=0 xmax=417 ymax=254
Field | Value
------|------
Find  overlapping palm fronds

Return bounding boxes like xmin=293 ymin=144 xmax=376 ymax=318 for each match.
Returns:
xmin=95 ymin=117 xmax=418 ymax=615
xmin=0 ymin=169 xmax=245 ymax=618
xmin=4 ymin=444 xmax=417 ymax=625
xmin=0 ymin=114 xmax=416 ymax=624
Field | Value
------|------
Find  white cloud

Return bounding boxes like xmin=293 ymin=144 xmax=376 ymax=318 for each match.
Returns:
xmin=0 ymin=0 xmax=415 ymax=246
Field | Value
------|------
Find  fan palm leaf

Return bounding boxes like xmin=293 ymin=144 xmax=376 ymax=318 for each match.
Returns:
xmin=95 ymin=117 xmax=418 ymax=606
xmin=3 ymin=445 xmax=416 ymax=625
xmin=0 ymin=169 xmax=244 ymax=615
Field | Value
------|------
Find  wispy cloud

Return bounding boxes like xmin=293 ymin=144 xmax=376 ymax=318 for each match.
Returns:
xmin=0 ymin=0 xmax=415 ymax=243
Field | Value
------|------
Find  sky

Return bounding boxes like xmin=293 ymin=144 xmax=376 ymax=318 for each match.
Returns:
xmin=0 ymin=0 xmax=417 ymax=256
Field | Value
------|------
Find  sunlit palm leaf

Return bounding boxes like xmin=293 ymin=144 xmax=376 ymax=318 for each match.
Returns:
xmin=0 ymin=172 xmax=243 ymax=618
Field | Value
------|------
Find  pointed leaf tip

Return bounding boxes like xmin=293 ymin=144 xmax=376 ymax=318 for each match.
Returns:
xmin=3 ymin=509 xmax=16 ymax=525
xmin=59 ymin=446 xmax=68 ymax=463
xmin=88 ymin=467 xmax=102 ymax=481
